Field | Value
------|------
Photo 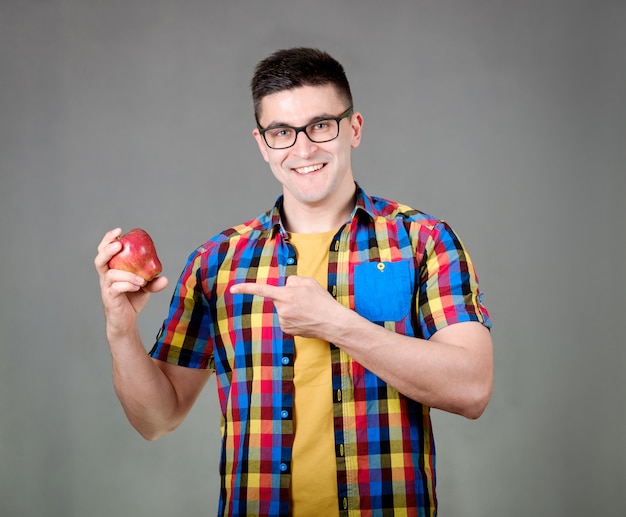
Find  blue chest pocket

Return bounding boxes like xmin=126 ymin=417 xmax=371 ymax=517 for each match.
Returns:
xmin=354 ymin=260 xmax=413 ymax=322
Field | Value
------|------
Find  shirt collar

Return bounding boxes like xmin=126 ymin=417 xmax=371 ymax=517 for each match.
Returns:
xmin=266 ymin=182 xmax=376 ymax=238
xmin=352 ymin=183 xmax=377 ymax=221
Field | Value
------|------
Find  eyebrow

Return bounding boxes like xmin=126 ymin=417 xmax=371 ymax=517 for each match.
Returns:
xmin=261 ymin=112 xmax=339 ymax=129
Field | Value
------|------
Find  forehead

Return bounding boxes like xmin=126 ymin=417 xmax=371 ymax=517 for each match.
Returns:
xmin=257 ymin=84 xmax=345 ymax=126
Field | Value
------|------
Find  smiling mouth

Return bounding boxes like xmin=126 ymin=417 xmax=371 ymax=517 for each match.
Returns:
xmin=293 ymin=163 xmax=325 ymax=174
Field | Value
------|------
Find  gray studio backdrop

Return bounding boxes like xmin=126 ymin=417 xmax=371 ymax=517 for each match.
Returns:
xmin=1 ymin=1 xmax=624 ymax=516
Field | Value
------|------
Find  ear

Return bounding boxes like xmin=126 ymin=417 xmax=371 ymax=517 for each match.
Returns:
xmin=350 ymin=112 xmax=364 ymax=149
xmin=253 ymin=128 xmax=270 ymax=163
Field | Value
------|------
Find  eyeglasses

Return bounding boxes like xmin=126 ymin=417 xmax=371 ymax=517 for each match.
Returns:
xmin=257 ymin=106 xmax=354 ymax=150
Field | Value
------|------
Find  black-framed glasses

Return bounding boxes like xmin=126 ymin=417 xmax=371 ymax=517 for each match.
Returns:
xmin=257 ymin=106 xmax=354 ymax=150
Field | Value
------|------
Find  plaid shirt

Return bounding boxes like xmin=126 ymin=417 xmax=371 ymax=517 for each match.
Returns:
xmin=150 ymin=185 xmax=491 ymax=517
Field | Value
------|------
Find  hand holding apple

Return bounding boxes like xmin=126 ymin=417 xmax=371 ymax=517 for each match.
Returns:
xmin=107 ymin=228 xmax=162 ymax=282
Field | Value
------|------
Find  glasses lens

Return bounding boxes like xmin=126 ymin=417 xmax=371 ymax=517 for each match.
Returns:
xmin=264 ymin=127 xmax=297 ymax=149
xmin=305 ymin=119 xmax=340 ymax=144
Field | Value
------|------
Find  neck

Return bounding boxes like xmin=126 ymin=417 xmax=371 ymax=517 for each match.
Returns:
xmin=282 ymin=183 xmax=356 ymax=234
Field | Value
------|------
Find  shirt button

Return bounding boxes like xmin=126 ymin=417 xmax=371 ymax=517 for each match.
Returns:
xmin=280 ymin=410 xmax=289 ymax=419
xmin=280 ymin=463 xmax=288 ymax=472
xmin=287 ymin=257 xmax=295 ymax=265
xmin=281 ymin=356 xmax=290 ymax=365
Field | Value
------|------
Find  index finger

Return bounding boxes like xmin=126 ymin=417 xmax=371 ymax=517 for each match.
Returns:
xmin=97 ymin=227 xmax=123 ymax=254
xmin=94 ymin=228 xmax=123 ymax=272
xmin=230 ymin=282 xmax=282 ymax=300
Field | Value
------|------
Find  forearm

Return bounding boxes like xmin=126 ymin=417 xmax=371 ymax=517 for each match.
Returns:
xmin=329 ymin=307 xmax=493 ymax=419
xmin=107 ymin=326 xmax=180 ymax=440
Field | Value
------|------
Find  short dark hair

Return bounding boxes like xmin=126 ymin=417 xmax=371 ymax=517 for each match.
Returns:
xmin=251 ymin=47 xmax=353 ymax=121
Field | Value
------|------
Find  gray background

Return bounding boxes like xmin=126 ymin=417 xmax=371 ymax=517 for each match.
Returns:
xmin=1 ymin=1 xmax=624 ymax=516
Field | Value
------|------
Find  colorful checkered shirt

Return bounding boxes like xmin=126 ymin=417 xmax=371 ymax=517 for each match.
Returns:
xmin=150 ymin=184 xmax=491 ymax=516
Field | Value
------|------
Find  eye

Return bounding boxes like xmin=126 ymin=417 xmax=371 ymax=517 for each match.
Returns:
xmin=311 ymin=121 xmax=330 ymax=131
xmin=268 ymin=127 xmax=293 ymax=138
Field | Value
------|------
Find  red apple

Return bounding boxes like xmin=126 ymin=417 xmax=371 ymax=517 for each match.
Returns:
xmin=108 ymin=228 xmax=163 ymax=282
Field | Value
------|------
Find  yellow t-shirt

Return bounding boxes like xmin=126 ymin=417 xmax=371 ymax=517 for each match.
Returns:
xmin=289 ymin=229 xmax=339 ymax=517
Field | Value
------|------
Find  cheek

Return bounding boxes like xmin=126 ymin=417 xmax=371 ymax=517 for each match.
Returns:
xmin=268 ymin=163 xmax=289 ymax=187
xmin=267 ymin=155 xmax=289 ymax=179
xmin=269 ymin=150 xmax=291 ymax=170
xmin=334 ymin=140 xmax=352 ymax=165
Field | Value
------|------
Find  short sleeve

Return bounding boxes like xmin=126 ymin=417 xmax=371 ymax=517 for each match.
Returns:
xmin=149 ymin=249 xmax=215 ymax=370
xmin=417 ymin=221 xmax=491 ymax=339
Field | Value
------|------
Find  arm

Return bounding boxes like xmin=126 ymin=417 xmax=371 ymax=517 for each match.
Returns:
xmin=324 ymin=304 xmax=492 ymax=419
xmin=230 ymin=276 xmax=493 ymax=419
xmin=95 ymin=228 xmax=211 ymax=440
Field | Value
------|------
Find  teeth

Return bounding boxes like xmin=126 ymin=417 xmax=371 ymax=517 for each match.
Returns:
xmin=294 ymin=163 xmax=324 ymax=174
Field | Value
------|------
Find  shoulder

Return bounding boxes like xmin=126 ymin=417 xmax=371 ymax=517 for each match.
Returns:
xmin=363 ymin=192 xmax=468 ymax=256
xmin=366 ymin=193 xmax=443 ymax=232
xmin=185 ymin=208 xmax=275 ymax=264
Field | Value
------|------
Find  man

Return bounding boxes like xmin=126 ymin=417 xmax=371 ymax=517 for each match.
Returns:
xmin=95 ymin=47 xmax=493 ymax=516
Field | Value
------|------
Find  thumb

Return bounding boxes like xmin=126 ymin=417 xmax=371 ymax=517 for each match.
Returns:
xmin=144 ymin=275 xmax=169 ymax=293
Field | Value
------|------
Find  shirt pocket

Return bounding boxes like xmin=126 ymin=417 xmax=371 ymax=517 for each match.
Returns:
xmin=354 ymin=260 xmax=413 ymax=322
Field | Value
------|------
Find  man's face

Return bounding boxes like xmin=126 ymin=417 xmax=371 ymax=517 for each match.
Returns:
xmin=253 ymin=84 xmax=363 ymax=213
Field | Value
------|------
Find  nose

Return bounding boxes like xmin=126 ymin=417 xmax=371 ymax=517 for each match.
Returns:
xmin=291 ymin=128 xmax=317 ymax=157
